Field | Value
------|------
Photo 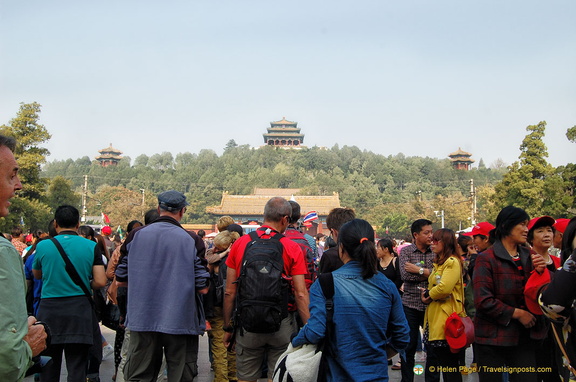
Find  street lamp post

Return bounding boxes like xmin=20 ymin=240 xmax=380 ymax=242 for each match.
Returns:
xmin=434 ymin=210 xmax=445 ymax=228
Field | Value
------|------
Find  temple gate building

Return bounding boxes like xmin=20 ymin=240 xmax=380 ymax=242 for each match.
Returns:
xmin=206 ymin=188 xmax=340 ymax=236
xmin=95 ymin=143 xmax=123 ymax=167
xmin=449 ymin=148 xmax=474 ymax=170
xmin=263 ymin=117 xmax=306 ymax=148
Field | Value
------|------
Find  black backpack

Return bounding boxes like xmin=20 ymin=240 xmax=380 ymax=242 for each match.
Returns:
xmin=236 ymin=229 xmax=289 ymax=333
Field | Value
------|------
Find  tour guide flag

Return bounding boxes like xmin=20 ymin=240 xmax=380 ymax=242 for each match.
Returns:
xmin=303 ymin=211 xmax=318 ymax=223
xmin=101 ymin=212 xmax=111 ymax=224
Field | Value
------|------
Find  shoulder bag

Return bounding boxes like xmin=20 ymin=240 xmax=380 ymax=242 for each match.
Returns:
xmin=273 ymin=273 xmax=334 ymax=382
xmin=50 ymin=238 xmax=94 ymax=306
xmin=50 ymin=238 xmax=121 ymax=330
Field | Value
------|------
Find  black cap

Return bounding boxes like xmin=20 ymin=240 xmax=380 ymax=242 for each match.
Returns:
xmin=226 ymin=223 xmax=244 ymax=236
xmin=158 ymin=190 xmax=189 ymax=212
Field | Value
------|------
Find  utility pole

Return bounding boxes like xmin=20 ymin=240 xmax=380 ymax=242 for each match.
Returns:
xmin=81 ymin=175 xmax=88 ymax=223
xmin=434 ymin=210 xmax=445 ymax=228
xmin=140 ymin=189 xmax=145 ymax=218
xmin=470 ymin=179 xmax=477 ymax=226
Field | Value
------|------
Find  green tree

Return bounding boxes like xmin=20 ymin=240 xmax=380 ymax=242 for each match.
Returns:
xmin=0 ymin=102 xmax=51 ymax=199
xmin=89 ymin=186 xmax=154 ymax=229
xmin=430 ymin=193 xmax=471 ymax=231
xmin=475 ymin=184 xmax=497 ymax=223
xmin=0 ymin=197 xmax=52 ymax=233
xmin=46 ymin=176 xmax=82 ymax=211
xmin=224 ymin=139 xmax=238 ymax=151
xmin=567 ymin=125 xmax=576 ymax=143
xmin=492 ymin=121 xmax=563 ymax=217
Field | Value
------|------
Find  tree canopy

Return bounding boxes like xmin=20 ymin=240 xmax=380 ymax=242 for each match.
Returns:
xmin=567 ymin=125 xmax=576 ymax=143
xmin=492 ymin=121 xmax=573 ymax=218
xmin=2 ymin=102 xmax=573 ymax=236
xmin=43 ymin=144 xmax=509 ymax=235
xmin=0 ymin=102 xmax=54 ymax=232
xmin=0 ymin=102 xmax=51 ymax=199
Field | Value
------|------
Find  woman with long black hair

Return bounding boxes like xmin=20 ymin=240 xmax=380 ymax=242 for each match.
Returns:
xmin=377 ymin=238 xmax=402 ymax=291
xmin=291 ymin=219 xmax=410 ymax=381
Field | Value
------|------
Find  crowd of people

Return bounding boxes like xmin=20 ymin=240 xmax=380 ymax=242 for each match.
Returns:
xmin=1 ymin=132 xmax=576 ymax=382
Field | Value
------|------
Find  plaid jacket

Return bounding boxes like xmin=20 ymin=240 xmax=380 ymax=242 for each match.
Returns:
xmin=472 ymin=240 xmax=546 ymax=346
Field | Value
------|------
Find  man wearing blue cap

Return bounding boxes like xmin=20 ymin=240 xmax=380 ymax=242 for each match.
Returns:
xmin=123 ymin=190 xmax=210 ymax=382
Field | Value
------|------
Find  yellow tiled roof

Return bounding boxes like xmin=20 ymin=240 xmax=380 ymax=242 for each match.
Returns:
xmin=98 ymin=143 xmax=123 ymax=155
xmin=448 ymin=147 xmax=472 ymax=157
xmin=253 ymin=188 xmax=301 ymax=196
xmin=271 ymin=117 xmax=297 ymax=126
xmin=206 ymin=190 xmax=340 ymax=216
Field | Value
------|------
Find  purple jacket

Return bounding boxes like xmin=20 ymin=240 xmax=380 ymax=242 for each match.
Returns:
xmin=125 ymin=216 xmax=209 ymax=335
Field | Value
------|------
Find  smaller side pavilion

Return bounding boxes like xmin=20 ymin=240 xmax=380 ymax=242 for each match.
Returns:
xmin=96 ymin=143 xmax=123 ymax=167
xmin=449 ymin=148 xmax=474 ymax=170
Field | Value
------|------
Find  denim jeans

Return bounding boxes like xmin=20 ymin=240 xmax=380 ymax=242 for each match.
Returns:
xmin=401 ymin=305 xmax=425 ymax=382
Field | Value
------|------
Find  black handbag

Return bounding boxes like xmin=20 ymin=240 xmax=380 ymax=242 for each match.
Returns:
xmin=101 ymin=300 xmax=121 ymax=331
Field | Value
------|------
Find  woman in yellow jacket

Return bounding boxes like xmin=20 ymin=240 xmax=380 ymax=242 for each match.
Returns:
xmin=421 ymin=228 xmax=465 ymax=382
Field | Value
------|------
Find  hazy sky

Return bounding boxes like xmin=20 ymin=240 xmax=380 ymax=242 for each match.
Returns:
xmin=1 ymin=1 xmax=574 ymax=168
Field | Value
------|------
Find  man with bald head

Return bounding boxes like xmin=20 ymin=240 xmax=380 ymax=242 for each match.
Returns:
xmin=223 ymin=197 xmax=310 ymax=382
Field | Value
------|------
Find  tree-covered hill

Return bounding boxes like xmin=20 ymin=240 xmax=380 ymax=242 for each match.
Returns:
xmin=3 ymin=103 xmax=573 ymax=235
xmin=42 ymin=143 xmax=506 ymax=236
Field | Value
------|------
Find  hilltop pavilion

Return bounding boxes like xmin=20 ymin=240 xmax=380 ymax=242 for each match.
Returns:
xmin=263 ymin=117 xmax=305 ymax=148
xmin=95 ymin=144 xmax=123 ymax=167
xmin=449 ymin=148 xmax=474 ymax=170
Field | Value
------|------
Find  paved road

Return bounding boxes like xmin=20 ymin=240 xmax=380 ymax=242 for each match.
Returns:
xmin=26 ymin=325 xmax=478 ymax=382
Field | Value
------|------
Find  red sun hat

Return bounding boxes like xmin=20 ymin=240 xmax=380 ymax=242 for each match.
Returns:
xmin=527 ymin=216 xmax=555 ymax=232
xmin=524 ymin=269 xmax=551 ymax=315
xmin=553 ymin=218 xmax=570 ymax=234
xmin=464 ymin=222 xmax=495 ymax=237
xmin=101 ymin=226 xmax=112 ymax=235
xmin=444 ymin=313 xmax=474 ymax=353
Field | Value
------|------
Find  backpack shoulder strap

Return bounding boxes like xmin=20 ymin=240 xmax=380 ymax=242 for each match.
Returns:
xmin=50 ymin=238 xmax=94 ymax=306
xmin=318 ymin=272 xmax=335 ymax=323
xmin=317 ymin=272 xmax=335 ymax=372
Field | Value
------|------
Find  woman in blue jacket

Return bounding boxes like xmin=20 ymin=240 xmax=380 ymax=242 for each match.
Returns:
xmin=292 ymin=219 xmax=410 ymax=381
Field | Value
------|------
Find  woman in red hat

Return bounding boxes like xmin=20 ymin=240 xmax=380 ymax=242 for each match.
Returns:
xmin=527 ymin=216 xmax=563 ymax=382
xmin=528 ymin=216 xmax=561 ymax=271
xmin=473 ymin=206 xmax=547 ymax=382
xmin=420 ymin=228 xmax=465 ymax=382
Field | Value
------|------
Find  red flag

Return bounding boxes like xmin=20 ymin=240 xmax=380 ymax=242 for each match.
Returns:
xmin=101 ymin=213 xmax=111 ymax=224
